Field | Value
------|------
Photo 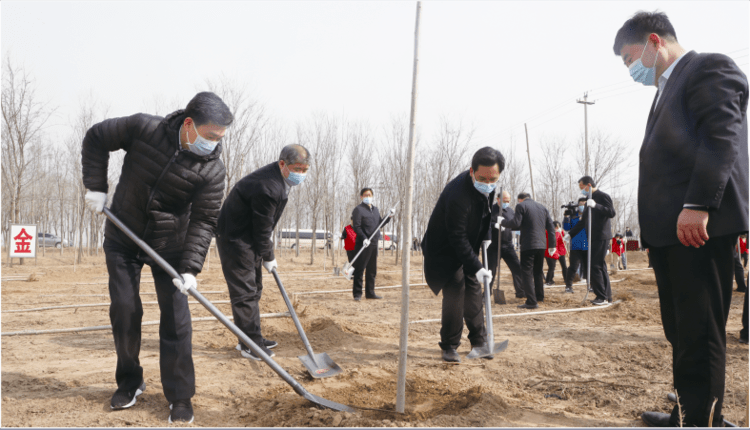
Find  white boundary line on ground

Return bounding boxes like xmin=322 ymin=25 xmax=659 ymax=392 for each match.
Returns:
xmin=409 ymin=300 xmax=622 ymax=324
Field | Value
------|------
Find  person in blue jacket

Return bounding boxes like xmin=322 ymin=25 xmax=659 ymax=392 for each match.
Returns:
xmin=563 ymin=197 xmax=588 ymax=293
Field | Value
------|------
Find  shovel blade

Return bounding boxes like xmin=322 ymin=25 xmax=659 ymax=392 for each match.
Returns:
xmin=303 ymin=392 xmax=355 ymax=412
xmin=493 ymin=289 xmax=506 ymax=305
xmin=299 ymin=353 xmax=343 ymax=379
xmin=466 ymin=339 xmax=509 ymax=359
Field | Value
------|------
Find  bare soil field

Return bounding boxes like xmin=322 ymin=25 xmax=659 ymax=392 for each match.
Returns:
xmin=1 ymin=248 xmax=747 ymax=427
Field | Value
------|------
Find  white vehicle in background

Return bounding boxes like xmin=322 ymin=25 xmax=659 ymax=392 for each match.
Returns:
xmin=380 ymin=232 xmax=398 ymax=251
xmin=279 ymin=229 xmax=332 ymax=250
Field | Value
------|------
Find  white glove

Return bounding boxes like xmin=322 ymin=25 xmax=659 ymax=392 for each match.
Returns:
xmin=548 ymin=248 xmax=556 ymax=255
xmin=363 ymin=238 xmax=371 ymax=247
xmin=262 ymin=259 xmax=278 ymax=274
xmin=172 ymin=273 xmax=196 ymax=296
xmin=475 ymin=268 xmax=492 ymax=283
xmin=388 ymin=208 xmax=396 ymax=218
xmin=494 ymin=222 xmax=500 ymax=229
xmin=586 ymin=199 xmax=597 ymax=208
xmin=84 ymin=190 xmax=107 ymax=213
xmin=564 ymin=233 xmax=570 ymax=241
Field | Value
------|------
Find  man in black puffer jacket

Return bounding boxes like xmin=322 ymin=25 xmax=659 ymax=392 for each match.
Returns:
xmin=81 ymin=92 xmax=232 ymax=424
xmin=216 ymin=144 xmax=311 ymax=361
xmin=422 ymin=147 xmax=504 ymax=363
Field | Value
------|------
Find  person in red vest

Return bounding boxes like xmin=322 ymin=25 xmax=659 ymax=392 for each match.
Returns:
xmin=544 ymin=222 xmax=567 ymax=286
xmin=341 ymin=218 xmax=357 ymax=262
xmin=612 ymin=234 xmax=627 ymax=270
xmin=740 ymin=235 xmax=748 ymax=268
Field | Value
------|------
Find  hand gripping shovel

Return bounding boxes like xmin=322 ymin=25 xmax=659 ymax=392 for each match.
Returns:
xmin=102 ymin=207 xmax=354 ymax=412
xmin=270 ymin=267 xmax=342 ymax=378
xmin=343 ymin=204 xmax=397 ymax=280
xmin=467 ymin=240 xmax=509 ymax=359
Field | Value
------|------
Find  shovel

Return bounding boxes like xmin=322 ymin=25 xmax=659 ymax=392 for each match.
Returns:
xmin=343 ymin=204 xmax=397 ymax=280
xmin=494 ymin=187 xmax=506 ymax=305
xmin=467 ymin=240 xmax=509 ymax=359
xmin=270 ymin=267 xmax=342 ymax=378
xmin=102 ymin=207 xmax=353 ymax=412
xmin=581 ymin=204 xmax=593 ymax=305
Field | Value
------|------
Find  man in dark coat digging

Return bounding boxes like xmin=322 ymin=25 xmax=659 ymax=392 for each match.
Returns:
xmin=216 ymin=144 xmax=311 ymax=361
xmin=421 ymin=147 xmax=504 ymax=363
xmin=81 ymin=91 xmax=233 ymax=424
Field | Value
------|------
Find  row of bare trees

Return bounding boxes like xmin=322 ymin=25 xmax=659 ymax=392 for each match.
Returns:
xmin=2 ymin=55 xmax=639 ymax=268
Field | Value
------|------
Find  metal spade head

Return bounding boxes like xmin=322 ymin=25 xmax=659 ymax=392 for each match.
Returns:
xmin=302 ymin=392 xmax=355 ymax=412
xmin=466 ymin=339 xmax=509 ymax=359
xmin=344 ymin=266 xmax=355 ymax=280
xmin=299 ymin=352 xmax=343 ymax=379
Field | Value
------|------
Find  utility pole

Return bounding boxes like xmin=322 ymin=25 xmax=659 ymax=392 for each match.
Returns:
xmin=577 ymin=92 xmax=595 ymax=176
xmin=524 ymin=123 xmax=535 ymax=200
xmin=396 ymin=1 xmax=421 ymax=414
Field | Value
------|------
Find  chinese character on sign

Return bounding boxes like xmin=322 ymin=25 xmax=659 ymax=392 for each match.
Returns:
xmin=13 ymin=228 xmax=33 ymax=253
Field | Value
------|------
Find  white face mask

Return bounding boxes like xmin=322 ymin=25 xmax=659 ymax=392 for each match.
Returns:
xmin=185 ymin=122 xmax=219 ymax=156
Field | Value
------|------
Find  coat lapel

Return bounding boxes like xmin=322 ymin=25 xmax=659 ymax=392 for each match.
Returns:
xmin=645 ymin=51 xmax=696 ymax=137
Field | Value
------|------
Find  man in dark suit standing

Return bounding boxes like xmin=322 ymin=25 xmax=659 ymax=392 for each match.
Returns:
xmin=614 ymin=11 xmax=748 ymax=427
xmin=487 ymin=190 xmax=524 ymax=298
xmin=500 ymin=193 xmax=556 ymax=309
xmin=568 ymin=176 xmax=616 ymax=305
xmin=422 ymin=147 xmax=504 ymax=363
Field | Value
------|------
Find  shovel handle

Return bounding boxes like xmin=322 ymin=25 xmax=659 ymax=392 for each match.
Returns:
xmin=344 ymin=204 xmax=398 ymax=270
xmin=270 ymin=268 xmax=320 ymax=366
xmin=481 ymin=238 xmax=495 ymax=351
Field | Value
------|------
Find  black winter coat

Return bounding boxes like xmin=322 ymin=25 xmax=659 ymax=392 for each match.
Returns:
xmin=351 ymin=202 xmax=390 ymax=245
xmin=500 ymin=198 xmax=555 ymax=252
xmin=82 ymin=110 xmax=225 ymax=275
xmin=422 ymin=170 xmax=495 ymax=294
xmin=569 ymin=189 xmax=615 ymax=242
xmin=216 ymin=162 xmax=289 ymax=262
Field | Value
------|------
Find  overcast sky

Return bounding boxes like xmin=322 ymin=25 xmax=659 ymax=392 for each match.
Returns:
xmin=2 ymin=1 xmax=748 ymax=198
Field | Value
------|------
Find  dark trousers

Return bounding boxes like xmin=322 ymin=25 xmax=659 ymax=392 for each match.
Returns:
xmin=353 ymin=243 xmax=378 ymax=298
xmin=743 ymin=253 xmax=748 ymax=268
xmin=567 ymin=250 xmax=588 ymax=287
xmin=438 ymin=267 xmax=486 ymax=350
xmin=734 ymin=251 xmax=747 ymax=292
xmin=487 ymin=245 xmax=524 ymax=298
xmin=519 ymin=249 xmax=545 ymax=306
xmin=216 ymin=236 xmax=266 ymax=347
xmin=544 ymin=255 xmax=567 ymax=284
xmin=590 ymin=240 xmax=611 ymax=301
xmin=650 ymin=234 xmax=736 ymax=427
xmin=741 ymin=287 xmax=748 ymax=341
xmin=103 ymin=239 xmax=194 ymax=402
xmin=346 ymin=249 xmax=356 ymax=263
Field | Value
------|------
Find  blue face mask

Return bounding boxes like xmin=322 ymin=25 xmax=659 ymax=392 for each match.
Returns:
xmin=502 ymin=202 xmax=509 ymax=209
xmin=581 ymin=186 xmax=590 ymax=197
xmin=628 ymin=42 xmax=657 ymax=86
xmin=363 ymin=197 xmax=373 ymax=205
xmin=578 ymin=205 xmax=585 ymax=213
xmin=185 ymin=122 xmax=219 ymax=156
xmin=283 ymin=164 xmax=306 ymax=186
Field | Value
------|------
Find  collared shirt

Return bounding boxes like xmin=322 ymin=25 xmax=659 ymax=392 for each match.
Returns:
xmin=655 ymin=52 xmax=686 ymax=107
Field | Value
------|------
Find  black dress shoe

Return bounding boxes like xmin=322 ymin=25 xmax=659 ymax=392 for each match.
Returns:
xmin=442 ymin=349 xmax=460 ymax=363
xmin=517 ymin=304 xmax=538 ymax=309
xmin=366 ymin=294 xmax=383 ymax=299
xmin=353 ymin=296 xmax=361 ymax=301
xmin=641 ymin=411 xmax=672 ymax=427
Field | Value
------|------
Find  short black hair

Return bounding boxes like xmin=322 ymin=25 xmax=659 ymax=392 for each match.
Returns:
xmin=553 ymin=221 xmax=561 ymax=229
xmin=185 ymin=91 xmax=234 ymax=127
xmin=360 ymin=188 xmax=373 ymax=197
xmin=578 ymin=176 xmax=596 ymax=188
xmin=578 ymin=197 xmax=588 ymax=203
xmin=517 ymin=192 xmax=531 ymax=200
xmin=613 ymin=11 xmax=678 ymax=55
xmin=471 ymin=147 xmax=505 ymax=173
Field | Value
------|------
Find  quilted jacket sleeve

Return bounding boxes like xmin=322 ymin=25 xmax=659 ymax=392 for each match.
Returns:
xmin=81 ymin=114 xmax=144 ymax=193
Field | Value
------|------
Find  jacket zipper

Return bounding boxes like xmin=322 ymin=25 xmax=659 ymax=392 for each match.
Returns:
xmin=141 ymin=149 xmax=180 ymax=240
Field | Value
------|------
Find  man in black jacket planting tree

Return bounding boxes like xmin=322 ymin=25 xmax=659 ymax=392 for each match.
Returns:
xmin=216 ymin=144 xmax=311 ymax=360
xmin=422 ymin=147 xmax=504 ymax=363
xmin=500 ymin=193 xmax=556 ymax=309
xmin=81 ymin=92 xmax=233 ymax=424
xmin=350 ymin=187 xmax=393 ymax=301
